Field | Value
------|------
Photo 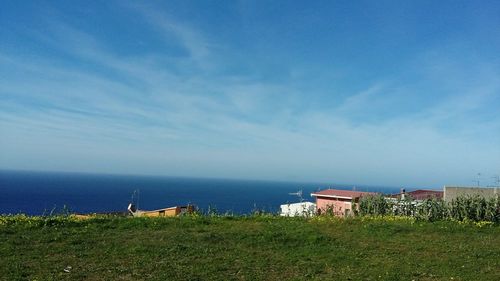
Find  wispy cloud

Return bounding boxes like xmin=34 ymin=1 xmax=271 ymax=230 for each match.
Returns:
xmin=1 ymin=2 xmax=499 ymax=187
xmin=120 ymin=2 xmax=218 ymax=70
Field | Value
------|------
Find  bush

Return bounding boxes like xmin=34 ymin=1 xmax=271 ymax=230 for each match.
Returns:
xmin=358 ymin=194 xmax=392 ymax=216
xmin=449 ymin=195 xmax=499 ymax=223
xmin=414 ymin=197 xmax=448 ymax=222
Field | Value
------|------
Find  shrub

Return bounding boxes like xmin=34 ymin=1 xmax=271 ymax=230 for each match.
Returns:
xmin=358 ymin=194 xmax=392 ymax=216
xmin=414 ymin=197 xmax=448 ymax=222
xmin=449 ymin=195 xmax=499 ymax=223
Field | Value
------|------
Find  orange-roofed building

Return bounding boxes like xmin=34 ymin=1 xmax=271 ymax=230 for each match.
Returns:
xmin=311 ymin=189 xmax=376 ymax=217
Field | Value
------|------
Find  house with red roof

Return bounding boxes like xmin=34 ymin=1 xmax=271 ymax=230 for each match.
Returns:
xmin=389 ymin=189 xmax=443 ymax=201
xmin=311 ymin=189 xmax=376 ymax=217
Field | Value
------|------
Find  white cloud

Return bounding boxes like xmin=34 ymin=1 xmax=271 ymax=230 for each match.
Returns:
xmin=1 ymin=10 xmax=500 ymax=188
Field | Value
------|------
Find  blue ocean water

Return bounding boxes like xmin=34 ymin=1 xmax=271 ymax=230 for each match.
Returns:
xmin=0 ymin=170 xmax=400 ymax=215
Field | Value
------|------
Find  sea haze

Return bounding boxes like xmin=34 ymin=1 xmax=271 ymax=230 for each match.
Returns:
xmin=0 ymin=170 xmax=400 ymax=215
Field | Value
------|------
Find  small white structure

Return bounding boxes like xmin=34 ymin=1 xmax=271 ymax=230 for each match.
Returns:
xmin=280 ymin=202 xmax=316 ymax=217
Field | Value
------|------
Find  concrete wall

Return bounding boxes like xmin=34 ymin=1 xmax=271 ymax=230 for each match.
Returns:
xmin=443 ymin=186 xmax=499 ymax=202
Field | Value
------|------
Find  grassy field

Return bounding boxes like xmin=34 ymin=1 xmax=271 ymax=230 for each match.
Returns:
xmin=1 ymin=215 xmax=499 ymax=281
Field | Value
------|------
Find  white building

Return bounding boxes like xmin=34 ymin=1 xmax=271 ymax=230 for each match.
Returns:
xmin=280 ymin=202 xmax=316 ymax=217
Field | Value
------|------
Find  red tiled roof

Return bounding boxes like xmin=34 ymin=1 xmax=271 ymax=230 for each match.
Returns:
xmin=390 ymin=189 xmax=443 ymax=200
xmin=408 ymin=189 xmax=443 ymax=200
xmin=311 ymin=189 xmax=376 ymax=199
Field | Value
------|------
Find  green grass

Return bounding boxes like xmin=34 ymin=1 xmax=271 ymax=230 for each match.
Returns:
xmin=1 ymin=215 xmax=499 ymax=281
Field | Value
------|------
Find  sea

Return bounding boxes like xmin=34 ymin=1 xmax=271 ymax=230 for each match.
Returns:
xmin=0 ymin=170 xmax=400 ymax=215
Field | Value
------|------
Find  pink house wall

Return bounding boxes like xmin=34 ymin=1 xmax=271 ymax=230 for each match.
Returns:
xmin=316 ymin=197 xmax=354 ymax=217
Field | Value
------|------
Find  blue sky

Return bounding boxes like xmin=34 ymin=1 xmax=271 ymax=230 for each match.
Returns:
xmin=1 ymin=1 xmax=500 ymax=188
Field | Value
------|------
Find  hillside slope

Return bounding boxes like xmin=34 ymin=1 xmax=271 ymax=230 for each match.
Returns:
xmin=1 ymin=216 xmax=499 ymax=280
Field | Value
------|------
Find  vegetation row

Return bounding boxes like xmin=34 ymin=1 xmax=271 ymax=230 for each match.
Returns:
xmin=357 ymin=194 xmax=500 ymax=223
xmin=1 ymin=195 xmax=498 ymax=228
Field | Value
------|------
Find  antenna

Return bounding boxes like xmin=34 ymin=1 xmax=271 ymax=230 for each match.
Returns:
xmin=472 ymin=173 xmax=481 ymax=187
xmin=131 ymin=189 xmax=140 ymax=210
xmin=288 ymin=189 xmax=304 ymax=202
xmin=492 ymin=175 xmax=500 ymax=187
